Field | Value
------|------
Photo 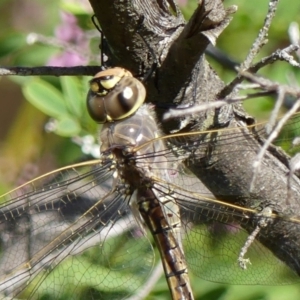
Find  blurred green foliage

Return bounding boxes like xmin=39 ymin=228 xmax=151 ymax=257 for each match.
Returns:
xmin=22 ymin=231 xmax=155 ymax=300
xmin=1 ymin=0 xmax=300 ymax=300
xmin=23 ymin=76 xmax=96 ymax=137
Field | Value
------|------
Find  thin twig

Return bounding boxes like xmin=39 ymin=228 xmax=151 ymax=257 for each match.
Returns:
xmin=288 ymin=153 xmax=300 ymax=204
xmin=236 ymin=83 xmax=263 ymax=90
xmin=27 ymin=32 xmax=100 ymax=63
xmin=238 ymin=70 xmax=300 ymax=191
xmin=250 ymin=44 xmax=300 ymax=72
xmin=163 ymin=91 xmax=275 ymax=120
xmin=241 ymin=71 xmax=300 ymax=96
xmin=0 ymin=66 xmax=101 ymax=76
xmin=218 ymin=0 xmax=281 ymax=98
xmin=288 ymin=22 xmax=300 ymax=60
xmin=250 ymin=98 xmax=300 ymax=191
xmin=265 ymin=87 xmax=285 ymax=134
xmin=242 ymin=0 xmax=280 ymax=69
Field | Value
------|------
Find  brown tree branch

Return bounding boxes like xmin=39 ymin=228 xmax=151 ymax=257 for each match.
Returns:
xmin=89 ymin=0 xmax=236 ymax=133
xmin=88 ymin=0 xmax=300 ymax=277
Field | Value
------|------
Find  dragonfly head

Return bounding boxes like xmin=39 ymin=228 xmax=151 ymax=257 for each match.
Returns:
xmin=87 ymin=67 xmax=146 ymax=123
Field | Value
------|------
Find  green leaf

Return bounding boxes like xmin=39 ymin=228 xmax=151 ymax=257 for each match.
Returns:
xmin=199 ymin=287 xmax=228 ymax=300
xmin=60 ymin=76 xmax=85 ymax=119
xmin=60 ymin=1 xmax=91 ymax=14
xmin=15 ymin=44 xmax=57 ymax=66
xmin=23 ymin=78 xmax=68 ymax=119
xmin=0 ymin=32 xmax=26 ymax=58
xmin=55 ymin=117 xmax=81 ymax=137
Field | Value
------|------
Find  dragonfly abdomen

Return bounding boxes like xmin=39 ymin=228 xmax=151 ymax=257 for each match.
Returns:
xmin=138 ymin=188 xmax=194 ymax=300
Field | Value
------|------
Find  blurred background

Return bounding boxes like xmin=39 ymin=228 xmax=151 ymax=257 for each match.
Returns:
xmin=0 ymin=0 xmax=300 ymax=299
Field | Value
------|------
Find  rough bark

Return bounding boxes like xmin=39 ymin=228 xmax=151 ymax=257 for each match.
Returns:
xmin=89 ymin=0 xmax=300 ymax=277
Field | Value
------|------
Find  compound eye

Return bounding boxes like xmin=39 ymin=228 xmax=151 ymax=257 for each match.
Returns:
xmin=104 ymin=76 xmax=146 ymax=121
xmin=86 ymin=90 xmax=106 ymax=123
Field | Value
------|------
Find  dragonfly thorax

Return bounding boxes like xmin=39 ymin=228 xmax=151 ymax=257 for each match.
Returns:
xmin=99 ymin=103 xmax=171 ymax=188
xmin=100 ymin=104 xmax=162 ymax=154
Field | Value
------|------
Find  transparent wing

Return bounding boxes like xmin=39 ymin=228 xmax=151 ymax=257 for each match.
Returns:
xmin=0 ymin=160 xmax=154 ymax=299
xmin=151 ymin=177 xmax=300 ymax=285
xmin=1 ymin=111 xmax=300 ymax=299
xmin=132 ymin=112 xmax=300 ymax=285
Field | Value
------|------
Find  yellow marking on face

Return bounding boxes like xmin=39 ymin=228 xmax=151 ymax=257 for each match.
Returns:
xmin=100 ymin=75 xmax=122 ymax=90
xmin=90 ymin=82 xmax=100 ymax=93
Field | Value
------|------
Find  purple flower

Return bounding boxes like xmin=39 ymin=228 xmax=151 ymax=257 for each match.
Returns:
xmin=47 ymin=12 xmax=89 ymax=66
xmin=55 ymin=12 xmax=85 ymax=44
xmin=48 ymin=51 xmax=87 ymax=67
xmin=177 ymin=0 xmax=188 ymax=7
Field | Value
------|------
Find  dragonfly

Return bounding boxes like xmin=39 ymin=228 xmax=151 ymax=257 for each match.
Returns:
xmin=0 ymin=67 xmax=300 ymax=300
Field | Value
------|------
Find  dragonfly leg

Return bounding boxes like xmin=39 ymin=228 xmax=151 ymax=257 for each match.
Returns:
xmin=238 ymin=207 xmax=273 ymax=269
